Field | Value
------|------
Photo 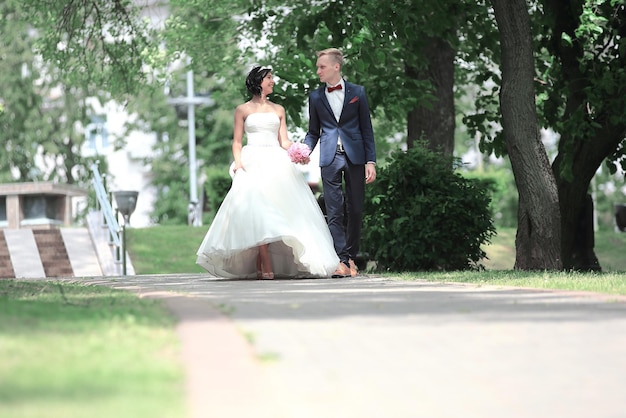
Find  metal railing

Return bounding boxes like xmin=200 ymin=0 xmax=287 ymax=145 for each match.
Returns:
xmin=91 ymin=163 xmax=121 ymax=251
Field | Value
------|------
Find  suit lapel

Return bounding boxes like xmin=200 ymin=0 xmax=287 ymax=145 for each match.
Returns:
xmin=338 ymin=82 xmax=352 ymax=123
xmin=317 ymin=86 xmax=334 ymax=117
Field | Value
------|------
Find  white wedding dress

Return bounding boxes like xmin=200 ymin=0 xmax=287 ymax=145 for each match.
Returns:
xmin=196 ymin=112 xmax=339 ymax=278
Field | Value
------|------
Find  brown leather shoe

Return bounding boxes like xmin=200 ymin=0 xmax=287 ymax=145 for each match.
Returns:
xmin=331 ymin=262 xmax=351 ymax=278
xmin=348 ymin=259 xmax=358 ymax=277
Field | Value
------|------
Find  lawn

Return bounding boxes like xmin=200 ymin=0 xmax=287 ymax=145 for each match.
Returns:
xmin=0 ymin=280 xmax=185 ymax=418
xmin=126 ymin=225 xmax=208 ymax=274
xmin=482 ymin=227 xmax=626 ymax=272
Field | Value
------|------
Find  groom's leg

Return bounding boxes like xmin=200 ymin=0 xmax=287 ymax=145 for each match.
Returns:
xmin=344 ymin=161 xmax=366 ymax=261
xmin=321 ymin=154 xmax=349 ymax=264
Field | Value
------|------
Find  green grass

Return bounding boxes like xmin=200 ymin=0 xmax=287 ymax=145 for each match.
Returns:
xmin=405 ymin=227 xmax=626 ymax=296
xmin=483 ymin=227 xmax=626 ymax=272
xmin=593 ymin=228 xmax=626 ymax=272
xmin=393 ymin=270 xmax=626 ymax=296
xmin=481 ymin=227 xmax=517 ymax=270
xmin=0 ymin=280 xmax=185 ymax=418
xmin=126 ymin=225 xmax=208 ymax=274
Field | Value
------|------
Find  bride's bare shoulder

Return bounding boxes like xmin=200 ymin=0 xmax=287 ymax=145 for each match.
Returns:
xmin=269 ymin=102 xmax=286 ymax=116
xmin=235 ymin=102 xmax=255 ymax=119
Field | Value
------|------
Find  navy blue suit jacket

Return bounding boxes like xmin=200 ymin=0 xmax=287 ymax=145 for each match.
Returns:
xmin=304 ymin=81 xmax=376 ymax=167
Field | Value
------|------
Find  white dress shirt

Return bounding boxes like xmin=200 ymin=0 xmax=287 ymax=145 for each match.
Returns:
xmin=326 ymin=80 xmax=345 ymax=148
xmin=325 ymin=80 xmax=345 ymax=121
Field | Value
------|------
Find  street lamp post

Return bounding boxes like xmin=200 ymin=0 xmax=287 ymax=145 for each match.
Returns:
xmin=113 ymin=191 xmax=139 ymax=276
xmin=166 ymin=66 xmax=213 ymax=227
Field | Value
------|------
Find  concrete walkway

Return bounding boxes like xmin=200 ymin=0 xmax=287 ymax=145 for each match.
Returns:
xmin=74 ymin=273 xmax=626 ymax=418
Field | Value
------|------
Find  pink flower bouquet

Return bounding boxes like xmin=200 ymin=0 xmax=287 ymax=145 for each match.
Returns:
xmin=288 ymin=142 xmax=311 ymax=164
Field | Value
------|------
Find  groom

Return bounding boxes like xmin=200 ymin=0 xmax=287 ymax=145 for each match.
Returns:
xmin=304 ymin=48 xmax=377 ymax=278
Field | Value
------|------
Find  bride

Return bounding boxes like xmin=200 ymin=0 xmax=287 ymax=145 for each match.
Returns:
xmin=196 ymin=66 xmax=340 ymax=279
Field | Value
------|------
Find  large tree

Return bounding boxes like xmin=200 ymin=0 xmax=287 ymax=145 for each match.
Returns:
xmin=490 ymin=0 xmax=562 ymax=269
xmin=541 ymin=0 xmax=626 ymax=269
xmin=471 ymin=0 xmax=626 ymax=269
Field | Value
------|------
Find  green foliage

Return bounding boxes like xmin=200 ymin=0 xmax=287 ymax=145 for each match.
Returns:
xmin=462 ymin=166 xmax=518 ymax=228
xmin=244 ymin=0 xmax=493 ymax=126
xmin=24 ymin=0 xmax=154 ymax=98
xmin=591 ymin=165 xmax=626 ymax=231
xmin=146 ymin=132 xmax=192 ymax=225
xmin=150 ymin=185 xmax=190 ymax=226
xmin=545 ymin=2 xmax=626 ymax=178
xmin=123 ymin=67 xmax=235 ymax=225
xmin=362 ymin=143 xmax=495 ymax=271
xmin=203 ymin=165 xmax=232 ymax=218
xmin=0 ymin=1 xmax=109 ymax=186
xmin=465 ymin=0 xmax=626 ymax=179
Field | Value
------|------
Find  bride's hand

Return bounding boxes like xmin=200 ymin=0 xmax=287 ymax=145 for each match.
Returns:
xmin=229 ymin=162 xmax=245 ymax=178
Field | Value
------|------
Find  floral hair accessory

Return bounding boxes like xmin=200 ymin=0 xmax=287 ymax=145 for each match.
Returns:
xmin=288 ymin=142 xmax=311 ymax=164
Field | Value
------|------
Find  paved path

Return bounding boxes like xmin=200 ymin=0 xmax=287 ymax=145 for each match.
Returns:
xmin=79 ymin=274 xmax=626 ymax=418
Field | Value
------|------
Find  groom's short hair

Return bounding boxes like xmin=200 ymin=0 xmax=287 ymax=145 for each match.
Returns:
xmin=317 ymin=48 xmax=344 ymax=68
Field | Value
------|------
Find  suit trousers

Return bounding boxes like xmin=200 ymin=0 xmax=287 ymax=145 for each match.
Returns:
xmin=321 ymin=152 xmax=366 ymax=264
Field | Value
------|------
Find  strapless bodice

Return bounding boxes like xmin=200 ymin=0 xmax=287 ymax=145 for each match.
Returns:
xmin=244 ymin=112 xmax=280 ymax=147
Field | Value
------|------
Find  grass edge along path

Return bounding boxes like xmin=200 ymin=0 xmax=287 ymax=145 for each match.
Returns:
xmin=392 ymin=270 xmax=626 ymax=298
xmin=0 ymin=280 xmax=186 ymax=418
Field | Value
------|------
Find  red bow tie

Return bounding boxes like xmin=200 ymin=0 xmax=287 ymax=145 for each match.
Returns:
xmin=327 ymin=84 xmax=342 ymax=93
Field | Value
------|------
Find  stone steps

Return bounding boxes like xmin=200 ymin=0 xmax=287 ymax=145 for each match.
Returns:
xmin=0 ymin=228 xmax=103 ymax=279
xmin=0 ymin=231 xmax=16 ymax=278
xmin=33 ymin=229 xmax=74 ymax=277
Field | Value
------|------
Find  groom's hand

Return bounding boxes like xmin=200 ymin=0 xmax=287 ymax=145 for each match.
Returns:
xmin=365 ymin=163 xmax=377 ymax=184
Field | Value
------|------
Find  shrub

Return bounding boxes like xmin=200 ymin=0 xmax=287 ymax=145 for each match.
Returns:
xmin=462 ymin=166 xmax=518 ymax=228
xmin=203 ymin=165 xmax=232 ymax=218
xmin=362 ymin=143 xmax=495 ymax=271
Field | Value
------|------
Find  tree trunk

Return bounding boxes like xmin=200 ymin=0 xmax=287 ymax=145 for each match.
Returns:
xmin=542 ymin=0 xmax=626 ymax=270
xmin=406 ymin=37 xmax=455 ymax=155
xmin=552 ymin=126 xmax=622 ymax=270
xmin=491 ymin=0 xmax=562 ymax=270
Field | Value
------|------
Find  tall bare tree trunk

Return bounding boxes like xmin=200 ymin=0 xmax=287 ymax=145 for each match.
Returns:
xmin=491 ymin=0 xmax=562 ymax=269
xmin=406 ymin=36 xmax=455 ymax=155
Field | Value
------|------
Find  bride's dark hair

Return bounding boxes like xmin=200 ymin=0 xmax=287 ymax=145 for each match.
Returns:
xmin=246 ymin=66 xmax=272 ymax=97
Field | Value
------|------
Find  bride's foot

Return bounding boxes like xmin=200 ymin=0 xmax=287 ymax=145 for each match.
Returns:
xmin=258 ymin=244 xmax=273 ymax=280
xmin=256 ymin=253 xmax=262 ymax=279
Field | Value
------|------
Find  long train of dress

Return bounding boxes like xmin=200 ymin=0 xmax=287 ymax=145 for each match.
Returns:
xmin=196 ymin=112 xmax=339 ymax=278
